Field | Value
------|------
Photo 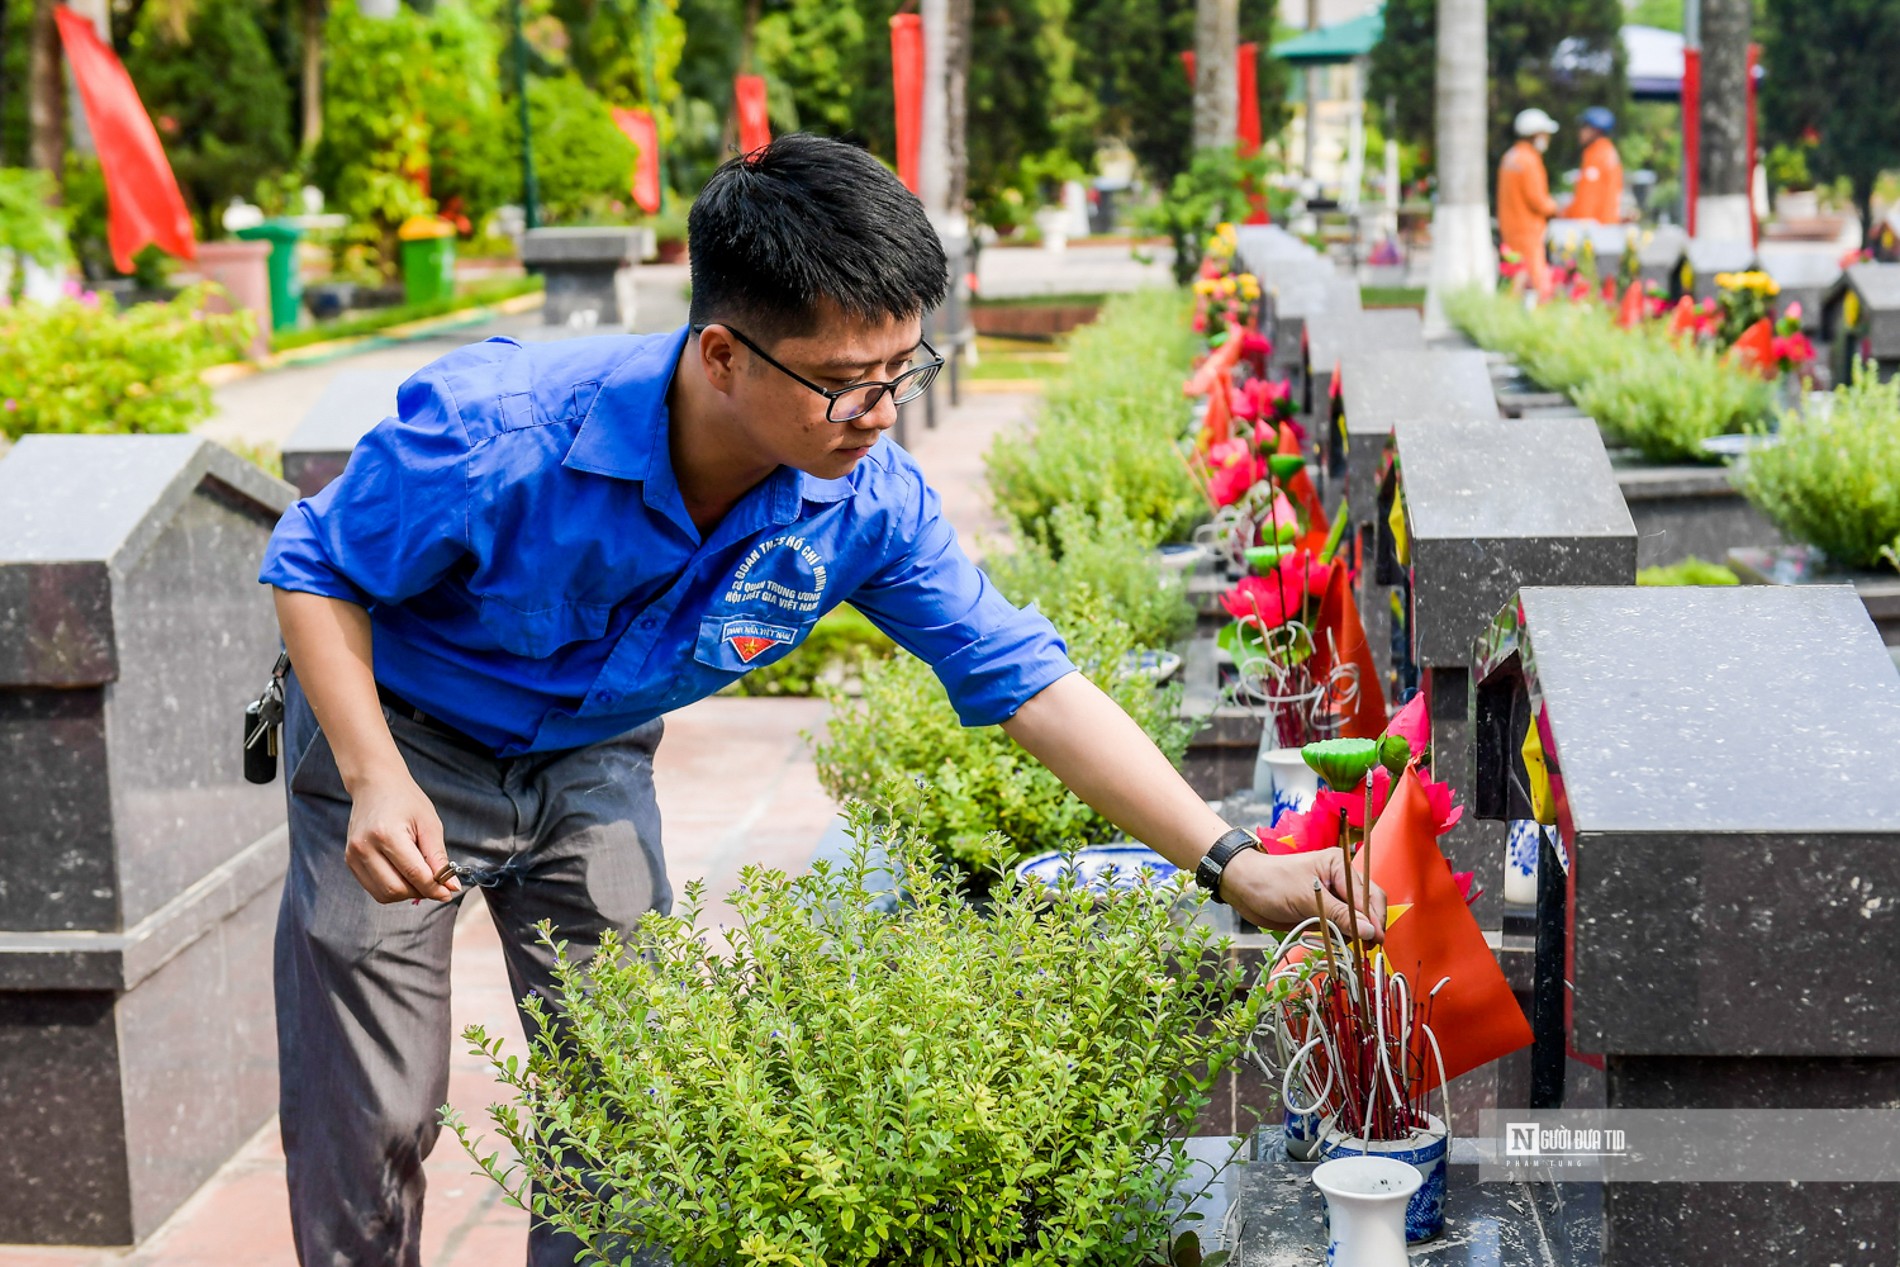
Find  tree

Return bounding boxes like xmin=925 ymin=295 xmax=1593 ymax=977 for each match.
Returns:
xmin=1370 ymin=0 xmax=1625 ymax=176
xmin=1423 ymin=0 xmax=1490 ymax=332
xmin=550 ymin=0 xmax=684 ymax=117
xmin=1695 ymin=0 xmax=1750 ymax=239
xmin=124 ymin=0 xmax=294 ymax=229
xmin=1760 ymin=0 xmax=1900 ymax=236
xmin=1190 ymin=0 xmax=1235 ymax=151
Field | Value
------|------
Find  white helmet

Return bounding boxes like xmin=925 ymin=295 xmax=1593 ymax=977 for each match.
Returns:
xmin=1515 ymin=108 xmax=1560 ymax=138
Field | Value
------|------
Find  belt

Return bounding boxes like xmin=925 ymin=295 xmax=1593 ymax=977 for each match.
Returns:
xmin=376 ymin=683 xmax=494 ymax=757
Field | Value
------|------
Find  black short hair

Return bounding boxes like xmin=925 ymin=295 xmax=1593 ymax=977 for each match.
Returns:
xmin=687 ymin=133 xmax=947 ymax=342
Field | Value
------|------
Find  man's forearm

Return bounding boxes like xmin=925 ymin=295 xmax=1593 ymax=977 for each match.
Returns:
xmin=999 ymin=671 xmax=1230 ymax=870
xmin=272 ymin=588 xmax=404 ymax=792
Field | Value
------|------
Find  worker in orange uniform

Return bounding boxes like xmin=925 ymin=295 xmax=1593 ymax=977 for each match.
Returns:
xmin=1498 ymin=108 xmax=1561 ymax=296
xmin=1563 ymin=107 xmax=1624 ymax=224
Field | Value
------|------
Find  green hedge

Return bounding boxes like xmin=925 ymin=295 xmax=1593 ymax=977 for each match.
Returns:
xmin=1743 ymin=360 xmax=1900 ymax=570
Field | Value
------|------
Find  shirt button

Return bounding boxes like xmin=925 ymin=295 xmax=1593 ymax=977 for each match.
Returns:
xmin=597 ymin=691 xmax=617 ymax=705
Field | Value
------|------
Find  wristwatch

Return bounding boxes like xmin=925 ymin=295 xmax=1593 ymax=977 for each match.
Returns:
xmin=1194 ymin=827 xmax=1261 ymax=904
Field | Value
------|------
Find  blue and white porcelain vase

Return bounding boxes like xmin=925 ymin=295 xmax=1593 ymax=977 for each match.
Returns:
xmin=1317 ymin=1114 xmax=1448 ymax=1244
xmin=1252 ymin=738 xmax=1321 ymax=824
xmin=1504 ymin=819 xmax=1544 ymax=906
xmin=1283 ymin=1104 xmax=1323 ymax=1160
xmin=1311 ymin=1155 xmax=1421 ymax=1267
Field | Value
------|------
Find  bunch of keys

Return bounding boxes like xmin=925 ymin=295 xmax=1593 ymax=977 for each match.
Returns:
xmin=243 ymin=652 xmax=292 ymax=785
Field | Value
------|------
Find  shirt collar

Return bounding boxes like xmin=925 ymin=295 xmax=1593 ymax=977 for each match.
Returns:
xmin=562 ymin=324 xmax=692 ymax=481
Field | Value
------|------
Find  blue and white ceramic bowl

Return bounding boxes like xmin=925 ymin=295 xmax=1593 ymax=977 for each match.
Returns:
xmin=1317 ymin=1114 xmax=1448 ymax=1243
xmin=1013 ymin=844 xmax=1181 ymax=895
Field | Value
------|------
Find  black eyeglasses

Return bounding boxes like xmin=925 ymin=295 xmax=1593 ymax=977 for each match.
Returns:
xmin=693 ymin=323 xmax=943 ymax=422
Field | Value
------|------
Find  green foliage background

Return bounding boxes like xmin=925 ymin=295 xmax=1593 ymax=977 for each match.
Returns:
xmin=1759 ymin=0 xmax=1900 ymax=232
xmin=1744 ymin=361 xmax=1900 ymax=570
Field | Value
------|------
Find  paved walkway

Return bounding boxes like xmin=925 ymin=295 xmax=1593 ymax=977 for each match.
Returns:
xmin=0 ymin=284 xmax=1040 ymax=1262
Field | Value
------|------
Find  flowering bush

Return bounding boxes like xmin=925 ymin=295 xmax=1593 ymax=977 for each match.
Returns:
xmin=451 ymin=799 xmax=1261 ymax=1267
xmin=0 ymin=285 xmax=254 ymax=438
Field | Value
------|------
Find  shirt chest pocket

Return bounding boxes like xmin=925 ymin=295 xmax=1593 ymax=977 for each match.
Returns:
xmin=478 ymin=595 xmax=613 ymax=658
xmin=693 ymin=613 xmax=814 ymax=674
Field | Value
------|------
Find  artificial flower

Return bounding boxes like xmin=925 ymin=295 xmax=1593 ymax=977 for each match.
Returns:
xmin=1301 ymin=738 xmax=1382 ymax=792
xmin=1209 ymin=454 xmax=1266 ymax=507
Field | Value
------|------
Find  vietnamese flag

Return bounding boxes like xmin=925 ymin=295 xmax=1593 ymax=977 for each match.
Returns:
xmin=1184 ymin=323 xmax=1246 ymax=399
xmin=55 ymin=5 xmax=195 ymax=272
xmin=1309 ymin=563 xmax=1387 ymax=738
xmin=1731 ymin=317 xmax=1776 ymax=377
xmin=1616 ymin=280 xmax=1645 ymax=330
xmin=1370 ymin=768 xmax=1532 ymax=1088
xmin=1274 ymin=421 xmax=1329 ymax=547
xmin=611 ymin=107 xmax=662 ymax=215
xmin=889 ymin=14 xmax=924 ymax=194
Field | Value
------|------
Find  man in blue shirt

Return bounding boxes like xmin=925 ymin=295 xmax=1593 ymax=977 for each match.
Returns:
xmin=263 ymin=134 xmax=1382 ymax=1266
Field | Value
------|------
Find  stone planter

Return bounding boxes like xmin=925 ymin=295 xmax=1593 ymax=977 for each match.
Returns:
xmin=1613 ymin=456 xmax=1787 ymax=569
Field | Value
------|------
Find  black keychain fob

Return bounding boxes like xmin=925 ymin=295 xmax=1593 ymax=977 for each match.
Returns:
xmin=244 ymin=653 xmax=291 ymax=785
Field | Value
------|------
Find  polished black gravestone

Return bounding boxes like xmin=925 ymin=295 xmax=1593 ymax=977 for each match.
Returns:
xmin=1266 ymin=262 xmax=1360 ymax=390
xmin=280 ymin=366 xmax=410 ymax=498
xmin=521 ymin=226 xmax=646 ymax=327
xmin=0 ymin=436 xmax=294 ymax=1244
xmin=1680 ymin=238 xmax=1757 ymax=303
xmin=1302 ymin=306 xmax=1424 ymax=426
xmin=1634 ymin=224 xmax=1689 ymax=291
xmin=1612 ymin=457 xmax=1785 ymax=570
xmin=1335 ymin=348 xmax=1500 ymax=685
xmin=1474 ymin=586 xmax=1900 ymax=1264
xmin=1378 ymin=418 xmax=1635 ymax=925
xmin=1821 ymin=261 xmax=1900 ymax=384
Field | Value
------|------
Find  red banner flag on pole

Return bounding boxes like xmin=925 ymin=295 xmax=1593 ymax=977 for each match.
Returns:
xmin=1682 ymin=47 xmax=1701 ymax=238
xmin=890 ymin=14 xmax=924 ymax=195
xmin=611 ymin=108 xmax=662 ymax=215
xmin=54 ymin=5 xmax=195 ymax=273
xmin=734 ymin=74 xmax=771 ymax=156
xmin=1236 ymin=42 xmax=1261 ymax=155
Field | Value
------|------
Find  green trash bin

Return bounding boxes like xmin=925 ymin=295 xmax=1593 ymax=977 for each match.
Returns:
xmin=234 ymin=219 xmax=306 ymax=333
xmin=398 ymin=216 xmax=458 ymax=306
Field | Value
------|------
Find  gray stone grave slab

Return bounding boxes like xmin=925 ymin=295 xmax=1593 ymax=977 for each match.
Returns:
xmin=0 ymin=435 xmax=294 ymax=1244
xmin=280 ymin=366 xmax=410 ymax=498
xmin=1381 ymin=418 xmax=1635 ymax=925
xmin=1755 ymin=244 xmax=1840 ymax=334
xmin=1634 ymin=224 xmax=1689 ymax=290
xmin=1681 ymin=237 xmax=1756 ymax=302
xmin=1234 ymin=223 xmax=1320 ymax=283
xmin=521 ymin=226 xmax=645 ymax=327
xmin=1303 ymin=307 xmax=1424 ymax=423
xmin=1268 ymin=266 xmax=1360 ymax=385
xmin=1472 ymin=585 xmax=1900 ymax=1264
xmin=1822 ymin=262 xmax=1900 ymax=383
xmin=1728 ymin=543 xmax=1900 ymax=648
xmin=1611 ymin=458 xmax=1786 ymax=570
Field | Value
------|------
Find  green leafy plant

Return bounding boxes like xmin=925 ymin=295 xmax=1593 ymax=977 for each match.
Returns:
xmin=987 ymin=288 xmax=1203 ymax=551
xmin=983 ymin=497 xmax=1195 ymax=653
xmin=1743 ymin=359 xmax=1900 ymax=570
xmin=815 ymin=590 xmax=1194 ymax=876
xmin=727 ymin=604 xmax=896 ymax=698
xmin=507 ymin=73 xmax=641 ymax=225
xmin=449 ymin=797 xmax=1258 ymax=1267
xmin=1445 ymin=288 xmax=1773 ymax=463
xmin=0 ymin=286 xmax=254 ymax=437
xmin=0 ymin=168 xmax=67 ymax=285
xmin=1133 ymin=147 xmax=1273 ymax=287
xmin=1636 ymin=557 xmax=1741 ymax=587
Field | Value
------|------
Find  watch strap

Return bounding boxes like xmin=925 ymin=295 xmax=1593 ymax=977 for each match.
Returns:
xmin=1193 ymin=827 xmax=1260 ymax=904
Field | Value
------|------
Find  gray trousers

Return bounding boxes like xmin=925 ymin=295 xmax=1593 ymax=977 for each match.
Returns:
xmin=276 ymin=674 xmax=669 ymax=1267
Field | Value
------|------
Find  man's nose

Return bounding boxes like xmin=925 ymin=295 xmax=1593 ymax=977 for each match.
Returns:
xmin=856 ymin=387 xmax=902 ymax=434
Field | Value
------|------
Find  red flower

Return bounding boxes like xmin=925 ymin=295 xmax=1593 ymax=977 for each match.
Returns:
xmin=1209 ymin=455 xmax=1266 ymax=507
xmin=1220 ymin=553 xmax=1334 ymax=625
xmin=1241 ymin=330 xmax=1273 ymax=360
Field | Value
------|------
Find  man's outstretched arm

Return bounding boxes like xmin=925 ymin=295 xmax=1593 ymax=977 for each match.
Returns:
xmin=1001 ymin=671 xmax=1385 ymax=939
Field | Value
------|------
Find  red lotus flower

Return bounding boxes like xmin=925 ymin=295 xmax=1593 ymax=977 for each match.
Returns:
xmin=1209 ymin=454 xmax=1266 ymax=507
xmin=1221 ymin=553 xmax=1334 ymax=624
xmin=1241 ymin=330 xmax=1273 ymax=359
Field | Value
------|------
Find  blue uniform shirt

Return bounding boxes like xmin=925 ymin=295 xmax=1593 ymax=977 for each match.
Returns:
xmin=259 ymin=326 xmax=1075 ymax=756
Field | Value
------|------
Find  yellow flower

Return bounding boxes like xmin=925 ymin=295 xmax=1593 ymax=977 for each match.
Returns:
xmin=1715 ymin=272 xmax=1736 ymax=290
xmin=1193 ymin=279 xmax=1217 ymax=296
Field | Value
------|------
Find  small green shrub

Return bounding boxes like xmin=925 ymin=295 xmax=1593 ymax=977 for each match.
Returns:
xmin=450 ymin=798 xmax=1260 ymax=1267
xmin=0 ymin=168 xmax=67 ymax=282
xmin=0 ymin=287 xmax=254 ymax=438
xmin=986 ymin=288 xmax=1203 ymax=550
xmin=1636 ymin=557 xmax=1740 ymax=587
xmin=728 ymin=604 xmax=896 ymax=697
xmin=983 ymin=497 xmax=1194 ymax=652
xmin=1743 ymin=360 xmax=1900 ymax=570
xmin=814 ymin=590 xmax=1194 ymax=875
xmin=1445 ymin=288 xmax=1772 ymax=463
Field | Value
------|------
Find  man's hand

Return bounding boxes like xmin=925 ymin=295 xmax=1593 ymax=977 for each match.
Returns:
xmin=1219 ymin=847 xmax=1386 ymax=942
xmin=344 ymin=771 xmax=460 ymax=904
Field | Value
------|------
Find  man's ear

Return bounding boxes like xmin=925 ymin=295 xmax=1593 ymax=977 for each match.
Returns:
xmin=696 ymin=324 xmax=741 ymax=394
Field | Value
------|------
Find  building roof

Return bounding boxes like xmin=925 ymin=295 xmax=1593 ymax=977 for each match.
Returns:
xmin=1272 ymin=7 xmax=1383 ymax=63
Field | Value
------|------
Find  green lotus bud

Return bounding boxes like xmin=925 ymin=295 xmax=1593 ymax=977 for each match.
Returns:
xmin=1268 ymin=454 xmax=1306 ymax=483
xmin=1301 ymin=737 xmax=1381 ymax=792
xmin=1244 ymin=544 xmax=1292 ymax=571
xmin=1377 ymin=734 xmax=1411 ymax=777
xmin=1270 ymin=516 xmax=1298 ymax=544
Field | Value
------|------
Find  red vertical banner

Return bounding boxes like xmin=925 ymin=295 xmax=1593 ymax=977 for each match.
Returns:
xmin=1745 ymin=41 xmax=1760 ymax=247
xmin=1682 ymin=47 xmax=1701 ymax=237
xmin=612 ymin=108 xmax=663 ymax=215
xmin=890 ymin=14 xmax=924 ymax=195
xmin=54 ymin=6 xmax=196 ymax=271
xmin=734 ymin=74 xmax=771 ymax=156
xmin=1236 ymin=42 xmax=1261 ymax=154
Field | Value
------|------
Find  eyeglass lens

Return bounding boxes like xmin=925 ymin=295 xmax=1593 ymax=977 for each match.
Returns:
xmin=829 ymin=360 xmax=942 ymax=421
